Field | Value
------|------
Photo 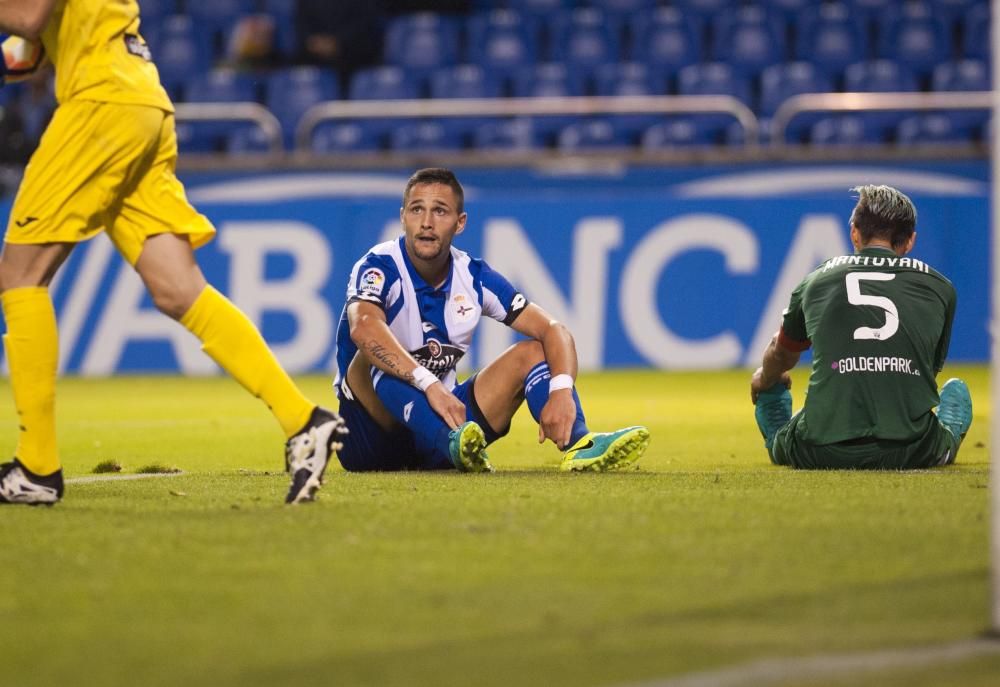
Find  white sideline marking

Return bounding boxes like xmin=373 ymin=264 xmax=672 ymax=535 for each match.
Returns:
xmin=623 ymin=638 xmax=1000 ymax=687
xmin=67 ymin=472 xmax=184 ymax=484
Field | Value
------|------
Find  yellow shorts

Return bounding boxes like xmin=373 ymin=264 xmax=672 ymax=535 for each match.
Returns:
xmin=4 ymin=100 xmax=215 ymax=265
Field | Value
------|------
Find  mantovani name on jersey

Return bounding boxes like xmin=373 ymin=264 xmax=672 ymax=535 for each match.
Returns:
xmin=820 ymin=255 xmax=930 ymax=273
xmin=832 ymin=356 xmax=920 ymax=375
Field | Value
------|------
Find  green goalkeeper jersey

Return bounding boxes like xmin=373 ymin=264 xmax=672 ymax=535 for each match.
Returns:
xmin=779 ymin=246 xmax=956 ymax=445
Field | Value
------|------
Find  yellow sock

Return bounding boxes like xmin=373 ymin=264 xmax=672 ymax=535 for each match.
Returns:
xmin=2 ymin=287 xmax=60 ymax=475
xmin=180 ymin=285 xmax=314 ymax=438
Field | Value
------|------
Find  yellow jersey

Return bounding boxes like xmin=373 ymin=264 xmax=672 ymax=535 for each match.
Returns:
xmin=40 ymin=0 xmax=172 ymax=111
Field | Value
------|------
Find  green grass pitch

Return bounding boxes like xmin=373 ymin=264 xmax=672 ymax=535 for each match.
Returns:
xmin=0 ymin=366 xmax=995 ymax=687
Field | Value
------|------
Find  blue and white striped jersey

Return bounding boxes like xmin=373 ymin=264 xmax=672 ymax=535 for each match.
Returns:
xmin=334 ymin=237 xmax=528 ymax=391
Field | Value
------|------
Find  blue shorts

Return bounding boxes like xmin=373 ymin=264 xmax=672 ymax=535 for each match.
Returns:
xmin=335 ymin=375 xmax=508 ymax=472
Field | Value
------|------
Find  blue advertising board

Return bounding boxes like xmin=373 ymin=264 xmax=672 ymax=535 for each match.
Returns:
xmin=0 ymin=161 xmax=989 ymax=374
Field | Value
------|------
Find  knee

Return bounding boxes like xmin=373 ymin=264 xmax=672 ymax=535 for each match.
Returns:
xmin=148 ymin=281 xmax=202 ymax=320
xmin=512 ymin=340 xmax=545 ymax=370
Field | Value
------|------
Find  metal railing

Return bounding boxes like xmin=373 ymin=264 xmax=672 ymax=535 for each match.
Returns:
xmin=292 ymin=95 xmax=760 ymax=151
xmin=771 ymin=91 xmax=994 ymax=145
xmin=174 ymin=102 xmax=284 ymax=154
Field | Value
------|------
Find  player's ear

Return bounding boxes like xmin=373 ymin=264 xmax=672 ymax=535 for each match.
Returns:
xmin=455 ymin=212 xmax=468 ymax=235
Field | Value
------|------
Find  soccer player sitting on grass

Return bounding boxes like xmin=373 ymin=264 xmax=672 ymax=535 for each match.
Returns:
xmin=333 ymin=167 xmax=649 ymax=472
xmin=751 ymin=184 xmax=972 ymax=469
xmin=0 ymin=0 xmax=346 ymax=506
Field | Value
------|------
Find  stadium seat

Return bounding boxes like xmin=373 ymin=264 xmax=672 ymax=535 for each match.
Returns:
xmin=175 ymin=119 xmax=221 ymax=154
xmin=876 ymin=2 xmax=952 ymax=80
xmin=389 ymin=120 xmax=463 ymax=152
xmin=465 ymin=10 xmax=540 ymax=78
xmin=187 ymin=0 xmax=258 ymax=57
xmin=961 ymin=4 xmax=989 ymax=61
xmin=557 ymin=118 xmax=633 ymax=151
xmin=185 ymin=69 xmax=258 ymax=103
xmin=225 ymin=125 xmax=276 ymax=155
xmin=677 ymin=62 xmax=752 ymax=104
xmin=592 ymin=62 xmax=669 ymax=134
xmin=795 ymin=2 xmax=868 ymax=84
xmin=510 ymin=62 xmax=589 ymax=144
xmin=137 ymin=0 xmax=176 ymax=23
xmin=758 ymin=62 xmax=834 ymax=143
xmin=761 ymin=0 xmax=814 ymax=21
xmin=843 ymin=59 xmax=920 ymax=140
xmin=930 ymin=59 xmax=991 ymax=135
xmin=383 ymin=13 xmax=461 ymax=76
xmin=266 ymin=66 xmax=340 ymax=149
xmin=548 ymin=8 xmax=621 ymax=71
xmin=640 ymin=117 xmax=722 ymax=148
xmin=671 ymin=0 xmax=738 ymax=21
xmin=506 ymin=0 xmax=572 ymax=20
xmin=310 ymin=122 xmax=381 ymax=153
xmin=895 ymin=113 xmax=976 ymax=144
xmin=347 ymin=66 xmax=421 ymax=143
xmin=808 ymin=115 xmax=879 ymax=145
xmin=147 ymin=14 xmax=212 ymax=100
xmin=627 ymin=7 xmax=702 ymax=72
xmin=472 ymin=117 xmax=542 ymax=151
xmin=428 ymin=64 xmax=505 ymax=140
xmin=929 ymin=0 xmax=986 ymax=34
xmin=711 ymin=5 xmax=787 ymax=78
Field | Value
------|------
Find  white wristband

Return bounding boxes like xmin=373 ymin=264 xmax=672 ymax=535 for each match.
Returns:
xmin=411 ymin=365 xmax=438 ymax=392
xmin=548 ymin=374 xmax=574 ymax=394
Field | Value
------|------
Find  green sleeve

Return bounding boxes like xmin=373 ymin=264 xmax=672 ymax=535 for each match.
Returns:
xmin=780 ymin=278 xmax=809 ymax=344
xmin=934 ymin=286 xmax=956 ymax=374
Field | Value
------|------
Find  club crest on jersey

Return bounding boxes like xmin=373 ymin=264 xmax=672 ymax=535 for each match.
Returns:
xmin=452 ymin=293 xmax=475 ymax=321
xmin=427 ymin=338 xmax=443 ymax=358
xmin=359 ymin=268 xmax=385 ymax=297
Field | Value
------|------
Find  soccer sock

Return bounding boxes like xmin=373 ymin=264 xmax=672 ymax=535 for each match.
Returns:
xmin=179 ymin=285 xmax=314 ymax=439
xmin=374 ymin=374 xmax=453 ymax=467
xmin=1 ymin=287 xmax=60 ymax=475
xmin=524 ymin=362 xmax=589 ymax=447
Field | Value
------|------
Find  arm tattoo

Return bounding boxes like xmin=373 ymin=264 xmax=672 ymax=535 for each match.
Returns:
xmin=364 ymin=341 xmax=413 ymax=382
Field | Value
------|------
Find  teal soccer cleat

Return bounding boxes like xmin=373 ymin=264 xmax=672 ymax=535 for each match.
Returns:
xmin=448 ymin=421 xmax=493 ymax=473
xmin=755 ymin=383 xmax=792 ymax=450
xmin=937 ymin=378 xmax=972 ymax=440
xmin=559 ymin=426 xmax=650 ymax=472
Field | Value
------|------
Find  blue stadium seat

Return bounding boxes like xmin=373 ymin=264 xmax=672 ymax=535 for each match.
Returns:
xmin=842 ymin=59 xmax=920 ymax=140
xmin=711 ymin=5 xmax=787 ymax=78
xmin=795 ymin=2 xmax=868 ymax=83
xmin=472 ymin=118 xmax=542 ymax=151
xmin=931 ymin=59 xmax=990 ymax=135
xmin=225 ymin=125 xmax=276 ymax=155
xmin=185 ymin=69 xmax=258 ymax=103
xmin=760 ymin=0 xmax=813 ymax=21
xmin=175 ymin=120 xmax=221 ymax=154
xmin=671 ymin=0 xmax=738 ymax=21
xmin=138 ymin=0 xmax=176 ymax=23
xmin=187 ymin=0 xmax=257 ymax=58
xmin=641 ymin=117 xmax=722 ymax=148
xmin=506 ymin=0 xmax=572 ymax=20
xmin=510 ymin=62 xmax=588 ymax=144
xmin=877 ymin=2 xmax=952 ymax=79
xmin=627 ymin=7 xmax=702 ymax=72
xmin=310 ymin=122 xmax=381 ymax=153
xmin=593 ymin=62 xmax=669 ymax=134
xmin=929 ymin=0 xmax=986 ymax=33
xmin=962 ymin=4 xmax=989 ymax=60
xmin=548 ymin=8 xmax=621 ymax=71
xmin=465 ymin=10 xmax=539 ymax=78
xmin=389 ymin=121 xmax=463 ymax=152
xmin=808 ymin=115 xmax=879 ymax=145
xmin=557 ymin=118 xmax=633 ymax=151
xmin=383 ymin=13 xmax=461 ymax=76
xmin=895 ymin=113 xmax=976 ymax=144
xmin=348 ymin=66 xmax=421 ymax=143
xmin=428 ymin=64 xmax=505 ymax=140
xmin=148 ymin=15 xmax=213 ymax=100
xmin=677 ymin=62 xmax=752 ymax=104
xmin=758 ymin=62 xmax=834 ymax=142
xmin=266 ymin=66 xmax=339 ymax=149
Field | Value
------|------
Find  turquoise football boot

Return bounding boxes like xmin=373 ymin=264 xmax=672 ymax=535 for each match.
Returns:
xmin=937 ymin=378 xmax=972 ymax=441
xmin=448 ymin=421 xmax=493 ymax=473
xmin=754 ymin=383 xmax=792 ymax=451
xmin=559 ymin=426 xmax=650 ymax=472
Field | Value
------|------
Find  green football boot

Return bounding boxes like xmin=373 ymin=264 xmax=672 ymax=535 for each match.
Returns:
xmin=448 ymin=421 xmax=493 ymax=473
xmin=559 ymin=426 xmax=650 ymax=472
